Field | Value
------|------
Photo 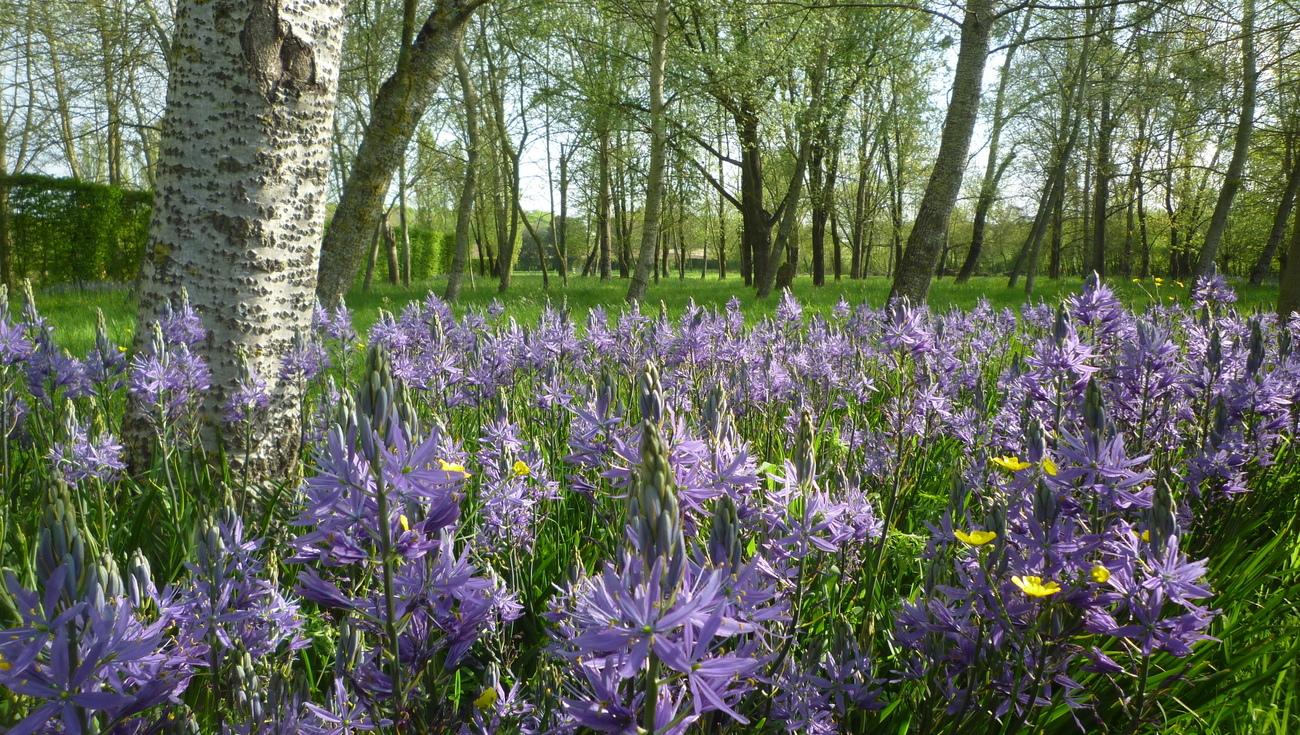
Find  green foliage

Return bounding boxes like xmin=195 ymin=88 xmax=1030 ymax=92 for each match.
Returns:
xmin=406 ymin=225 xmax=444 ymax=280
xmin=1 ymin=174 xmax=152 ymax=285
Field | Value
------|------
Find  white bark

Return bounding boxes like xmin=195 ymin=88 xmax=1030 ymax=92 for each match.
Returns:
xmin=133 ymin=0 xmax=345 ymax=476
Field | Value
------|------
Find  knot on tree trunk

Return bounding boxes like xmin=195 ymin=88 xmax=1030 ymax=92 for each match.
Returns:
xmin=240 ymin=1 xmax=318 ymax=99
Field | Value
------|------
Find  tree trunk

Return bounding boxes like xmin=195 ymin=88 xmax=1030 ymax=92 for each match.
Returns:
xmin=758 ymin=134 xmax=811 ymax=297
xmin=1195 ymin=0 xmax=1256 ymax=279
xmin=810 ymin=140 xmax=826 ymax=286
xmin=383 ymin=222 xmax=399 ymax=284
xmin=597 ymin=127 xmax=613 ymax=280
xmin=627 ymin=0 xmax=670 ymax=303
xmin=398 ymin=158 xmax=412 ymax=286
xmin=956 ymin=8 xmax=1030 ymax=283
xmin=1280 ymin=204 xmax=1300 ymax=317
xmin=613 ymin=129 xmax=630 ymax=278
xmin=364 ymin=217 xmax=381 ymax=291
xmin=0 ymin=132 xmax=9 ymax=289
xmin=445 ymin=46 xmax=478 ymax=301
xmin=889 ymin=0 xmax=993 ymax=303
xmin=1249 ymin=148 xmax=1299 ymax=285
xmin=132 ymin=0 xmax=345 ymax=478
xmin=850 ymin=101 xmax=874 ymax=280
xmin=812 ymin=132 xmax=840 ymax=287
xmin=736 ymin=104 xmax=768 ymax=287
xmin=1091 ymin=3 xmax=1119 ymax=279
xmin=315 ymin=0 xmax=486 ymax=307
xmin=518 ymin=204 xmax=549 ymax=289
xmin=558 ymin=144 xmax=570 ymax=277
xmin=716 ymin=124 xmax=727 ymax=280
xmin=38 ymin=10 xmax=83 ymax=181
xmin=831 ymin=211 xmax=844 ymax=281
xmin=1049 ymin=178 xmax=1064 ymax=279
xmin=1092 ymin=92 xmax=1113 ymax=278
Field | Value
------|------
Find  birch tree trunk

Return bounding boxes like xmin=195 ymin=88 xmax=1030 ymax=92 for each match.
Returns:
xmin=315 ymin=0 xmax=487 ymax=307
xmin=627 ymin=0 xmax=670 ymax=304
xmin=889 ymin=0 xmax=993 ymax=303
xmin=132 ymin=0 xmax=345 ymax=478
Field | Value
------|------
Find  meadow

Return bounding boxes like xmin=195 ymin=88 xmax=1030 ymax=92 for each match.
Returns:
xmin=2 ymin=274 xmax=1299 ymax=734
xmin=34 ymin=274 xmax=1284 ymax=353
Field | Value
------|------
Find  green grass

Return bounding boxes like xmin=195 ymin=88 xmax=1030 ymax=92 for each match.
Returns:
xmin=34 ymin=272 xmax=1282 ymax=354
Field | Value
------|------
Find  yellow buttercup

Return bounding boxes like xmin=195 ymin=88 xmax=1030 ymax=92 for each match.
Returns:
xmin=474 ymin=688 xmax=498 ymax=710
xmin=954 ymin=529 xmax=997 ymax=546
xmin=1011 ymin=575 xmax=1061 ymax=598
xmin=1041 ymin=457 xmax=1058 ymax=477
xmin=439 ymin=459 xmax=471 ymax=477
xmin=991 ymin=455 xmax=1031 ymax=472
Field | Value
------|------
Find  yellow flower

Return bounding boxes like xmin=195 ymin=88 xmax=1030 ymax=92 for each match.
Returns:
xmin=991 ymin=455 xmax=1032 ymax=472
xmin=0 ymin=652 xmax=10 ymax=672
xmin=512 ymin=459 xmax=531 ymax=477
xmin=116 ymin=345 xmax=128 ymax=353
xmin=1011 ymin=575 xmax=1062 ymax=598
xmin=954 ymin=529 xmax=997 ymax=546
xmin=474 ymin=688 xmax=498 ymax=711
xmin=1153 ymin=277 xmax=1165 ymax=286
xmin=1176 ymin=281 xmax=1186 ymax=288
xmin=1131 ymin=278 xmax=1140 ymax=284
xmin=1041 ymin=457 xmax=1058 ymax=477
xmin=1090 ymin=565 xmax=1111 ymax=584
xmin=439 ymin=458 xmax=470 ymax=476
xmin=1138 ymin=529 xmax=1151 ymax=542
xmin=399 ymin=514 xmax=410 ymax=532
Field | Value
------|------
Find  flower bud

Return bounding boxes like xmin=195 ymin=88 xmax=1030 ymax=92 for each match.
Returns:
xmin=707 ymin=496 xmax=743 ymax=573
xmin=632 ymin=420 xmax=685 ymax=593
xmin=1033 ymin=479 xmax=1057 ymax=526
xmin=1052 ymin=304 xmax=1069 ymax=347
xmin=794 ymin=410 xmax=816 ymax=485
xmin=1083 ymin=378 xmax=1108 ymax=439
xmin=128 ymin=550 xmax=155 ymax=608
xmin=1246 ymin=318 xmax=1264 ymax=377
xmin=1025 ymin=418 xmax=1046 ymax=463
xmin=638 ymin=362 xmax=663 ymax=426
xmin=1207 ymin=327 xmax=1222 ymax=373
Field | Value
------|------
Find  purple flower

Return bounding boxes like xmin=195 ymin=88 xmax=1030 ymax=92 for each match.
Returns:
xmin=303 ymin=678 xmax=390 ymax=734
xmin=48 ymin=416 xmax=125 ymax=485
xmin=159 ymin=290 xmax=207 ymax=348
xmin=127 ymin=324 xmax=212 ymax=432
xmin=281 ymin=330 xmax=330 ymax=382
xmin=1191 ymin=272 xmax=1237 ymax=308
xmin=223 ymin=352 xmax=271 ymax=425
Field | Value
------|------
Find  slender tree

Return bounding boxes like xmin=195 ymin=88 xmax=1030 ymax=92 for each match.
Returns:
xmin=956 ymin=7 xmax=1030 ymax=283
xmin=890 ymin=0 xmax=994 ymax=303
xmin=446 ymin=46 xmax=479 ymax=301
xmin=627 ymin=0 xmax=671 ymax=303
xmin=1250 ymin=144 xmax=1299 ymax=285
xmin=316 ymin=0 xmax=489 ymax=307
xmin=1195 ymin=0 xmax=1256 ymax=278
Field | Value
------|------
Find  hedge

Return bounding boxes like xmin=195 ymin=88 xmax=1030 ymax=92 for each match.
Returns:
xmin=0 ymin=174 xmax=153 ymax=286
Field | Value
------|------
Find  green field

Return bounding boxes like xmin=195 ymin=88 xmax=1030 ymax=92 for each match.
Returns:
xmin=35 ymin=273 xmax=1282 ymax=354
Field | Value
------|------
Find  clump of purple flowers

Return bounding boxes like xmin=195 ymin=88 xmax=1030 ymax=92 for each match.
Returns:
xmin=48 ymin=408 xmax=125 ymax=485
